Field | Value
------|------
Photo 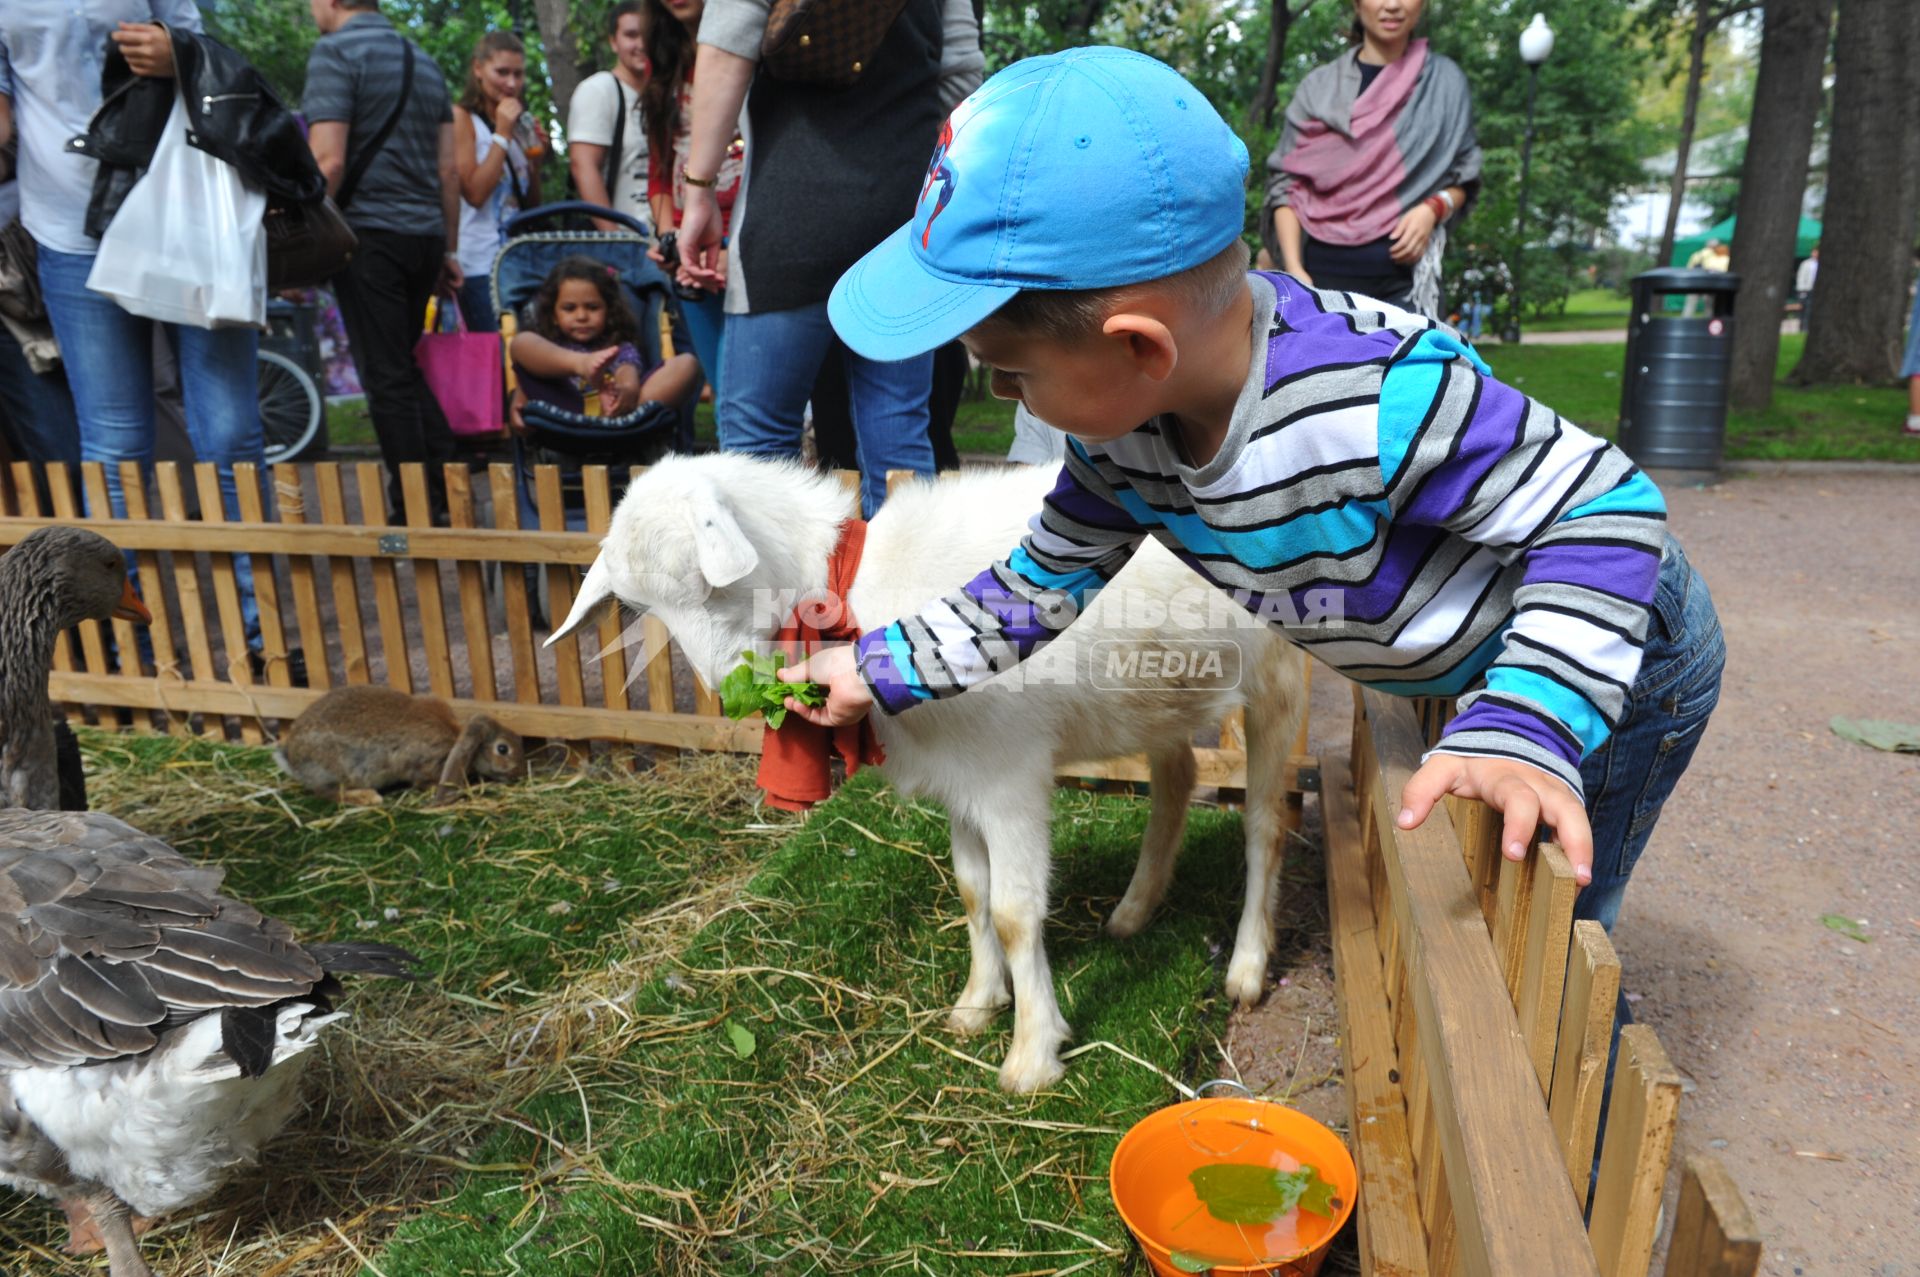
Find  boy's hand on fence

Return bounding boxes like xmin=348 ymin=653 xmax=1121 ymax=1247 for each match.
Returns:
xmin=776 ymin=645 xmax=873 ymax=728
xmin=113 ymin=23 xmax=175 ymax=78
xmin=1396 ymin=753 xmax=1594 ymax=886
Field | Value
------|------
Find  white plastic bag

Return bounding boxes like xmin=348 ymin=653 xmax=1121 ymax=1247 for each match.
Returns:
xmin=87 ymin=90 xmax=267 ymax=329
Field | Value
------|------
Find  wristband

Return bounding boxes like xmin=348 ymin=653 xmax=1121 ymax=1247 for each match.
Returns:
xmin=681 ymin=166 xmax=719 ymax=189
xmin=1424 ymin=195 xmax=1449 ymax=223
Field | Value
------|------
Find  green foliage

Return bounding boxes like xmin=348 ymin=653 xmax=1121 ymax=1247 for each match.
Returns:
xmin=716 ymin=649 xmax=825 ymax=729
xmin=205 ymin=0 xmax=556 ymax=135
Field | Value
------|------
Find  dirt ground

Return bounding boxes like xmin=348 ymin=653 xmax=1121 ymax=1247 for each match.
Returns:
xmin=1230 ymin=466 xmax=1920 ymax=1277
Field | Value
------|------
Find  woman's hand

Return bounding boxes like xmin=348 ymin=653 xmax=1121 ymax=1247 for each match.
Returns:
xmin=677 ymin=187 xmax=727 ymax=289
xmin=1282 ymin=259 xmax=1314 ymax=287
xmin=1389 ymin=202 xmax=1440 ymax=264
xmin=508 ymin=387 xmax=529 ymax=435
xmin=112 ymin=23 xmax=174 ymax=78
xmin=606 ymin=364 xmax=643 ymax=416
xmin=494 ymin=96 xmax=525 ymax=138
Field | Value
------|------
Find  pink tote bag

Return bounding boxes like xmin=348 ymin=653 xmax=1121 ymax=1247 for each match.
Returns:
xmin=415 ymin=300 xmax=504 ymax=437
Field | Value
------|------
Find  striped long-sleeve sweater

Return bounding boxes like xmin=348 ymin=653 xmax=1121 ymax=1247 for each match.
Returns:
xmin=854 ymin=272 xmax=1670 ymax=797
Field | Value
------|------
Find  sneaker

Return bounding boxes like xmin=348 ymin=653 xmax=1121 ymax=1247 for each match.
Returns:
xmin=1904 ymin=415 xmax=1920 ymax=437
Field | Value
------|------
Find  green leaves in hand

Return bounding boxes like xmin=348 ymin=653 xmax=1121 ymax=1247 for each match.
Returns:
xmin=717 ymin=650 xmax=825 ymax=730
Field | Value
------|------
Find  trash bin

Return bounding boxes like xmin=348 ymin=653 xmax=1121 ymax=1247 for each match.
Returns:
xmin=1617 ymin=267 xmax=1741 ymax=481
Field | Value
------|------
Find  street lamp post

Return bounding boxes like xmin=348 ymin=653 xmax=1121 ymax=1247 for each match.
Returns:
xmin=1506 ymin=13 xmax=1555 ymax=344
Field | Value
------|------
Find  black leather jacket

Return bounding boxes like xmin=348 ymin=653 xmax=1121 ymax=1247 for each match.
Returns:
xmin=69 ymin=26 xmax=325 ymax=240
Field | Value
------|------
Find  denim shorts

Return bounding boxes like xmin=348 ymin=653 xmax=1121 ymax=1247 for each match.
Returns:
xmin=1575 ymin=535 xmax=1726 ymax=932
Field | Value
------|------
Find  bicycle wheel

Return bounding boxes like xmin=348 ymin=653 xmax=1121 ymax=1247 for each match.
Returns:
xmin=257 ymin=349 xmax=322 ymax=464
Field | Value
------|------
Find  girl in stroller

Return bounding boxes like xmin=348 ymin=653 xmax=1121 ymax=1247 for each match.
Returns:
xmin=509 ymin=255 xmax=699 ymax=429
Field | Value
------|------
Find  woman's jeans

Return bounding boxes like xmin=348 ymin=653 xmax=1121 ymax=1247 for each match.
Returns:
xmin=678 ymin=289 xmax=727 ymax=403
xmin=455 ymin=274 xmax=499 ymax=334
xmin=717 ymin=300 xmax=934 ymax=517
xmin=1575 ymin=534 xmax=1724 ymax=1192
xmin=36 ymin=245 xmax=265 ymax=648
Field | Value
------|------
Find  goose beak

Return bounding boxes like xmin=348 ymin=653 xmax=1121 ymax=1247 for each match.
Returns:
xmin=113 ymin=579 xmax=153 ymax=625
xmin=545 ymin=556 xmax=613 ymax=647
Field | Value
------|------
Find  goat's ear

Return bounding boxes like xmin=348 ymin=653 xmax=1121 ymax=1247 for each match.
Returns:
xmin=688 ymin=485 xmax=757 ymax=588
xmin=546 ymin=554 xmax=614 ymax=647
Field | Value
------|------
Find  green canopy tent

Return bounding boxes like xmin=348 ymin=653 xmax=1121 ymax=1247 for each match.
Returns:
xmin=1670 ymin=214 xmax=1822 ymax=267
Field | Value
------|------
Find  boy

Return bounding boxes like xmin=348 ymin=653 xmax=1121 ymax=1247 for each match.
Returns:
xmin=784 ymin=48 xmax=1724 ymax=940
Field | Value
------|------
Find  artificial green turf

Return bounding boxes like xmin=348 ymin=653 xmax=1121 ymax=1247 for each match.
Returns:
xmin=370 ymin=771 xmax=1255 ymax=1275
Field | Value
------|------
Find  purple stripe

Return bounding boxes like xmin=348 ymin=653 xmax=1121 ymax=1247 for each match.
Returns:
xmin=963 ymin=568 xmax=1057 ymax=659
xmin=1046 ymin=469 xmax=1138 ymax=531
xmin=857 ymin=628 xmax=921 ymax=716
xmin=1266 ymin=285 xmax=1403 ymax=389
xmin=1180 ymin=526 xmax=1447 ymax=629
xmin=1523 ymin=542 xmax=1660 ymax=603
xmin=1398 ymin=375 xmax=1526 ymax=525
xmin=1443 ymin=701 xmax=1581 ymax=770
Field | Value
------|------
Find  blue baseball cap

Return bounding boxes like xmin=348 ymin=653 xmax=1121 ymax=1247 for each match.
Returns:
xmin=829 ymin=47 xmax=1251 ymax=363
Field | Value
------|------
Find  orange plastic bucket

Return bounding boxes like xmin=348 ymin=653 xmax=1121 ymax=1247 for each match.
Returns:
xmin=1109 ymin=1096 xmax=1358 ymax=1277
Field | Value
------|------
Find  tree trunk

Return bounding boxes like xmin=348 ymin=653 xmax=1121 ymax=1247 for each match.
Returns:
xmin=1247 ymin=0 xmax=1298 ymax=132
xmin=1792 ymin=0 xmax=1913 ymax=384
xmin=1656 ymin=0 xmax=1713 ymax=269
xmin=1727 ymin=0 xmax=1834 ymax=410
xmin=532 ymin=0 xmax=582 ymax=118
xmin=1068 ymin=0 xmax=1108 ymax=35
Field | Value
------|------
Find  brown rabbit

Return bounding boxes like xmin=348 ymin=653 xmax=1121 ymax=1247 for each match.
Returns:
xmin=276 ymin=685 xmax=524 ymax=806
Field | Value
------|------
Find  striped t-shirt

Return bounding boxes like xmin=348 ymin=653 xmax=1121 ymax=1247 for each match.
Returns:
xmin=854 ymin=272 xmax=1669 ymax=797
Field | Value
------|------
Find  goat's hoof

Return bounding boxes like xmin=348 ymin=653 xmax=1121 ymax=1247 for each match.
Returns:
xmin=1106 ymin=898 xmax=1153 ymax=940
xmin=948 ymin=998 xmax=1006 ymax=1037
xmin=1224 ymin=956 xmax=1269 ymax=1008
xmin=998 ymin=1046 xmax=1067 ymax=1094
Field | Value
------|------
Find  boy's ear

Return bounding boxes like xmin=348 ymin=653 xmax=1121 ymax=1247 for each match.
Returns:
xmin=1102 ymin=312 xmax=1178 ymax=383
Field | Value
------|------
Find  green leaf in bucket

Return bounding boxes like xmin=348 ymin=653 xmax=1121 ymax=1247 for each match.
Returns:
xmin=1169 ymin=1251 xmax=1228 ymax=1273
xmin=724 ymin=1020 xmax=757 ymax=1058
xmin=1188 ymin=1162 xmax=1340 ymax=1225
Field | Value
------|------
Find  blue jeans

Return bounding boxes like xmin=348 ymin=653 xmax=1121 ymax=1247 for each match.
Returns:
xmin=718 ymin=301 xmax=934 ymax=517
xmin=1459 ymin=297 xmax=1488 ymax=340
xmin=37 ymin=245 xmax=265 ymax=647
xmin=679 ymin=290 xmax=727 ymax=402
xmin=0 ymin=323 xmax=80 ymax=465
xmin=1577 ymin=536 xmax=1725 ymax=933
xmin=456 ymin=274 xmax=499 ymax=334
xmin=1901 ymin=281 xmax=1920 ymax=379
xmin=1576 ymin=535 xmax=1723 ymax=1198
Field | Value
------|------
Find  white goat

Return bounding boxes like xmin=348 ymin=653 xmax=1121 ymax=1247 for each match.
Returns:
xmin=551 ymin=454 xmax=1306 ymax=1092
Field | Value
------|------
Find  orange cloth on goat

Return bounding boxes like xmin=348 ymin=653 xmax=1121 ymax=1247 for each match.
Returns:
xmin=757 ymin=519 xmax=886 ymax=812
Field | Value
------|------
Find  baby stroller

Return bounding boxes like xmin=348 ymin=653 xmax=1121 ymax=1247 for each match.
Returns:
xmin=492 ymin=201 xmax=694 ymax=532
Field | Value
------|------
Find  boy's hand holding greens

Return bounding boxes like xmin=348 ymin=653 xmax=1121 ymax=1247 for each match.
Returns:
xmin=810 ymin=48 xmax=1721 ymax=923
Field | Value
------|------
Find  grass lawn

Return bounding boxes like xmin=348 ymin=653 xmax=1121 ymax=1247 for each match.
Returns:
xmin=11 ymin=733 xmax=1302 ymax=1276
xmin=1510 ymin=286 xmax=1630 ymax=335
xmin=940 ymin=333 xmax=1916 ymax=464
xmin=1481 ymin=334 xmax=1917 ymax=462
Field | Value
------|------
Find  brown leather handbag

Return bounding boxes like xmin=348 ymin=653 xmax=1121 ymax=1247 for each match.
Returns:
xmin=762 ymin=0 xmax=908 ymax=89
xmin=265 ymin=195 xmax=358 ymax=291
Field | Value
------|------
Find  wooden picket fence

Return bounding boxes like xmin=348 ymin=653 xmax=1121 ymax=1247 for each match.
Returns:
xmin=6 ymin=457 xmax=1758 ymax=1273
xmin=1327 ymin=684 xmax=1760 ymax=1277
xmin=1 ymin=459 xmax=1282 ymax=786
